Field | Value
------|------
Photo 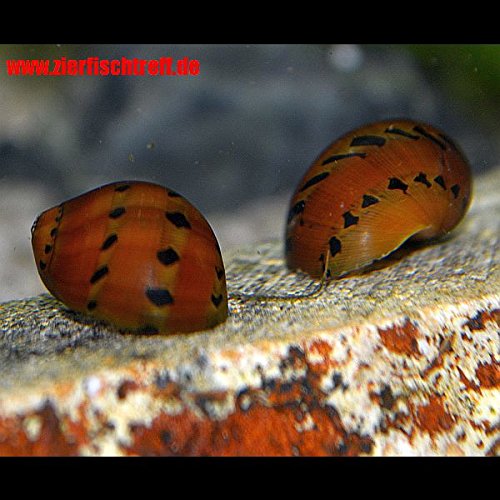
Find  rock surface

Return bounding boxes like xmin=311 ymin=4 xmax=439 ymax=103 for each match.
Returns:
xmin=0 ymin=169 xmax=498 ymax=456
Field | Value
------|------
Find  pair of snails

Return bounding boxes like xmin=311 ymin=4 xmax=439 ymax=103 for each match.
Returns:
xmin=31 ymin=119 xmax=472 ymax=334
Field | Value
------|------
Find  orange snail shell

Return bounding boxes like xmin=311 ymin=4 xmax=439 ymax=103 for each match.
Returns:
xmin=32 ymin=180 xmax=228 ymax=334
xmin=285 ymin=119 xmax=472 ymax=279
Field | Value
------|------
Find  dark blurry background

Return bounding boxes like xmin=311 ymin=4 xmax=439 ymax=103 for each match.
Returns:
xmin=1 ymin=44 xmax=499 ymax=300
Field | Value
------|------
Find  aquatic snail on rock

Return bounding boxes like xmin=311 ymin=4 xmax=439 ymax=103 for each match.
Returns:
xmin=31 ymin=180 xmax=228 ymax=335
xmin=285 ymin=119 xmax=472 ymax=279
xmin=31 ymin=119 xmax=472 ymax=334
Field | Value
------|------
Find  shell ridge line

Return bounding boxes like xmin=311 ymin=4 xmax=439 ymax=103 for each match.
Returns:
xmin=88 ymin=184 xmax=132 ymax=308
xmin=45 ymin=204 xmax=64 ymax=273
xmin=147 ymin=185 xmax=182 ymax=329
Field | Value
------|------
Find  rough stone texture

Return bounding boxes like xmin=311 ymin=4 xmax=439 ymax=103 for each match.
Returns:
xmin=0 ymin=169 xmax=498 ymax=456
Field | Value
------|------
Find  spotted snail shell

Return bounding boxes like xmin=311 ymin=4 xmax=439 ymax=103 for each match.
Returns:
xmin=285 ymin=119 xmax=472 ymax=279
xmin=31 ymin=180 xmax=228 ymax=334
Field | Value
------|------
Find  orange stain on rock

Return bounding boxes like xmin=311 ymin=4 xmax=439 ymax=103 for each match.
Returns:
xmin=414 ymin=396 xmax=455 ymax=437
xmin=124 ymin=401 xmax=373 ymax=456
xmin=456 ymin=362 xmax=499 ymax=392
xmin=117 ymin=380 xmax=140 ymax=400
xmin=379 ymin=319 xmax=421 ymax=357
xmin=465 ymin=308 xmax=500 ymax=331
xmin=0 ymin=308 xmax=496 ymax=456
xmin=0 ymin=402 xmax=79 ymax=456
xmin=122 ymin=344 xmax=375 ymax=456
xmin=475 ymin=362 xmax=500 ymax=389
xmin=306 ymin=339 xmax=333 ymax=367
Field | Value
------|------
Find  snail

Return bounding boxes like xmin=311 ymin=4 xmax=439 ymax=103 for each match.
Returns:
xmin=31 ymin=180 xmax=227 ymax=334
xmin=285 ymin=119 xmax=472 ymax=279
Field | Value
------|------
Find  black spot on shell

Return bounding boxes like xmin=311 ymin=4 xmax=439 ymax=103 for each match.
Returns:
xmin=299 ymin=172 xmax=330 ymax=192
xmin=342 ymin=211 xmax=359 ymax=229
xmin=413 ymin=125 xmax=446 ymax=150
xmin=321 ymin=152 xmax=367 ymax=165
xmin=114 ymin=184 xmax=131 ymax=192
xmin=109 ymin=207 xmax=126 ymax=219
xmin=215 ymin=267 xmax=224 ymax=280
xmin=157 ymin=247 xmax=180 ymax=266
xmin=146 ymin=288 xmax=174 ymax=306
xmin=90 ymin=266 xmax=109 ymax=284
xmin=388 ymin=178 xmax=408 ymax=193
xmin=361 ymin=194 xmax=380 ymax=208
xmin=329 ymin=236 xmax=341 ymax=257
xmin=287 ymin=200 xmax=306 ymax=224
xmin=87 ymin=300 xmax=97 ymax=311
xmin=384 ymin=127 xmax=420 ymax=140
xmin=165 ymin=212 xmax=191 ymax=229
xmin=434 ymin=175 xmax=446 ymax=190
xmin=54 ymin=207 xmax=63 ymax=223
xmin=167 ymin=190 xmax=181 ymax=197
xmin=350 ymin=135 xmax=386 ymax=147
xmin=101 ymin=234 xmax=118 ymax=251
xmin=44 ymin=244 xmax=52 ymax=254
xmin=50 ymin=227 xmax=58 ymax=238
xmin=211 ymin=294 xmax=223 ymax=308
xmin=39 ymin=260 xmax=47 ymax=270
xmin=438 ymin=133 xmax=459 ymax=150
xmin=414 ymin=172 xmax=432 ymax=188
xmin=451 ymin=184 xmax=460 ymax=199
